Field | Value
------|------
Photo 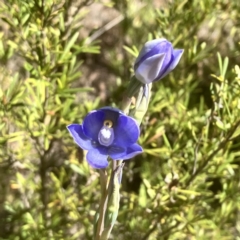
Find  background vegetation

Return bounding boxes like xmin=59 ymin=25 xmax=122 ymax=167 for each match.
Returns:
xmin=1 ymin=0 xmax=240 ymax=239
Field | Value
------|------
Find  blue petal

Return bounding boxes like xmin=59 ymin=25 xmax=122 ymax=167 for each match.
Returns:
xmin=134 ymin=39 xmax=167 ymax=66
xmin=122 ymin=143 xmax=143 ymax=160
xmin=113 ymin=115 xmax=140 ymax=148
xmin=110 ymin=143 xmax=143 ymax=160
xmin=135 ymin=53 xmax=165 ymax=84
xmin=108 ymin=145 xmax=126 ymax=160
xmin=83 ymin=110 xmax=105 ymax=141
xmin=160 ymin=49 xmax=184 ymax=80
xmin=86 ymin=147 xmax=109 ymax=169
xmin=100 ymin=109 xmax=119 ymax=125
xmin=67 ymin=124 xmax=93 ymax=150
xmin=156 ymin=42 xmax=173 ymax=79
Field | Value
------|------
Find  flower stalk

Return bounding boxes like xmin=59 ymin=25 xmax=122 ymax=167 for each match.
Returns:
xmin=94 ymin=161 xmax=124 ymax=240
xmin=94 ymin=169 xmax=108 ymax=239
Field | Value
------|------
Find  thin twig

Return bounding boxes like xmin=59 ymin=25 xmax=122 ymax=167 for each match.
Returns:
xmin=86 ymin=15 xmax=124 ymax=45
xmin=187 ymin=119 xmax=240 ymax=186
xmin=192 ymin=137 xmax=202 ymax=175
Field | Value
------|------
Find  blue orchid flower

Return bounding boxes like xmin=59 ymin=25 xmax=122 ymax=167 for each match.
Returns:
xmin=134 ymin=38 xmax=184 ymax=84
xmin=67 ymin=107 xmax=143 ymax=169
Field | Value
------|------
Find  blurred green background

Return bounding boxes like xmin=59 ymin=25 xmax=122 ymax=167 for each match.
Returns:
xmin=1 ymin=0 xmax=240 ymax=239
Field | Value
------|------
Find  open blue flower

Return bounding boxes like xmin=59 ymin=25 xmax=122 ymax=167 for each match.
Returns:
xmin=134 ymin=38 xmax=184 ymax=84
xmin=67 ymin=107 xmax=143 ymax=169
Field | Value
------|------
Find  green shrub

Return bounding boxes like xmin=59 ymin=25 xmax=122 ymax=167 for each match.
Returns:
xmin=0 ymin=0 xmax=240 ymax=239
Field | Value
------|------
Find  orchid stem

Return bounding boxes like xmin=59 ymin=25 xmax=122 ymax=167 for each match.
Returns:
xmin=95 ymin=169 xmax=108 ymax=240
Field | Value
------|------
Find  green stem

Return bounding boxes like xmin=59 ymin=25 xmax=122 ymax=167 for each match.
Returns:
xmin=95 ymin=169 xmax=108 ymax=240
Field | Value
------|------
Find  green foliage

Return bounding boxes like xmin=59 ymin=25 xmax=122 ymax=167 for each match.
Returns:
xmin=1 ymin=0 xmax=240 ymax=239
